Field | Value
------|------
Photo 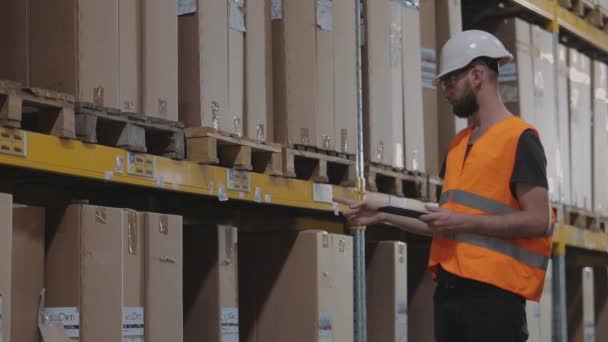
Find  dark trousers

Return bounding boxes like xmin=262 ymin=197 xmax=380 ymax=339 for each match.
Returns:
xmin=434 ymin=268 xmax=529 ymax=342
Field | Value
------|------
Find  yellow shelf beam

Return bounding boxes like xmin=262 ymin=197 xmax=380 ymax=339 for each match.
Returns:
xmin=554 ymin=224 xmax=608 ymax=253
xmin=0 ymin=128 xmax=357 ymax=211
xmin=511 ymin=0 xmax=608 ymax=53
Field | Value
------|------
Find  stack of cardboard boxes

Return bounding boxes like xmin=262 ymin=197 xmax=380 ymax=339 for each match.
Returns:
xmin=43 ymin=204 xmax=183 ymax=341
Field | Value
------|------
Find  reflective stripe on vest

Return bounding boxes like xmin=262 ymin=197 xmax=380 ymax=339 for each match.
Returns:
xmin=438 ymin=189 xmax=550 ymax=270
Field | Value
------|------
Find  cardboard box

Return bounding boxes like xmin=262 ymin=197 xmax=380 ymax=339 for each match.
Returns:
xmin=569 ymin=49 xmax=593 ymax=210
xmin=271 ymin=0 xmax=318 ymax=148
xmin=364 ymin=0 xmax=401 ymax=167
xmin=557 ymin=44 xmax=572 ymax=205
xmin=179 ymin=0 xmax=230 ymax=130
xmin=144 ymin=212 xmax=183 ymax=342
xmin=0 ymin=196 xmax=45 ymax=342
xmin=435 ymin=0 xmax=467 ymax=161
xmin=45 ymin=205 xmax=145 ymax=341
xmin=531 ymin=25 xmax=560 ymax=202
xmin=240 ymin=230 xmax=353 ymax=342
xmin=30 ymin=0 xmax=124 ymax=108
xmin=402 ymin=6 xmax=426 ymax=172
xmin=420 ymin=0 xmax=440 ymax=175
xmin=119 ymin=0 xmax=141 ymax=113
xmin=0 ymin=0 xmax=29 ymax=84
xmin=366 ymin=241 xmax=408 ymax=342
xmin=333 ymin=0 xmax=357 ymax=154
xmin=245 ymin=0 xmax=274 ymax=141
xmin=142 ymin=0 xmax=178 ymax=120
xmin=315 ymin=1 xmax=336 ymax=151
xmin=592 ymin=60 xmax=608 ymax=216
xmin=184 ymin=225 xmax=238 ymax=342
xmin=228 ymin=0 xmax=245 ymax=136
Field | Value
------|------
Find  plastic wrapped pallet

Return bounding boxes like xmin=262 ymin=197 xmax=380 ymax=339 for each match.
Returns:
xmin=530 ymin=25 xmax=560 ymax=202
xmin=366 ymin=241 xmax=408 ymax=342
xmin=364 ymin=0 xmax=404 ymax=168
xmin=557 ymin=44 xmax=573 ymax=205
xmin=402 ymin=5 xmax=426 ymax=172
xmin=568 ymin=49 xmax=593 ymax=211
xmin=420 ymin=0 xmax=440 ymax=176
xmin=592 ymin=60 xmax=608 ymax=216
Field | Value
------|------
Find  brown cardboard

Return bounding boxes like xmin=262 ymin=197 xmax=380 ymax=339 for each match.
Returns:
xmin=123 ymin=211 xmax=145 ymax=340
xmin=45 ymin=205 xmax=147 ymax=341
xmin=272 ymin=0 xmax=318 ymax=148
xmin=0 ymin=198 xmax=45 ymax=342
xmin=144 ymin=212 xmax=183 ymax=342
xmin=402 ymin=6 xmax=425 ymax=172
xmin=240 ymin=230 xmax=353 ymax=342
xmin=184 ymin=225 xmax=238 ymax=342
xmin=557 ymin=44 xmax=572 ymax=205
xmin=364 ymin=0 xmax=398 ymax=167
xmin=592 ymin=60 xmax=608 ymax=216
xmin=30 ymin=0 xmax=121 ymax=108
xmin=315 ymin=6 xmax=336 ymax=151
xmin=245 ymin=0 xmax=274 ymax=141
xmin=366 ymin=241 xmax=408 ymax=342
xmin=179 ymin=0 xmax=230 ymax=129
xmin=435 ymin=0 xmax=467 ymax=161
xmin=119 ymin=0 xmax=141 ymax=113
xmin=390 ymin=1 xmax=405 ymax=169
xmin=0 ymin=0 xmax=29 ymax=84
xmin=569 ymin=49 xmax=593 ymax=210
xmin=228 ymin=0 xmax=245 ymax=136
xmin=142 ymin=0 xmax=178 ymax=120
xmin=333 ymin=0 xmax=357 ymax=154
xmin=531 ymin=25 xmax=560 ymax=203
xmin=420 ymin=0 xmax=440 ymax=175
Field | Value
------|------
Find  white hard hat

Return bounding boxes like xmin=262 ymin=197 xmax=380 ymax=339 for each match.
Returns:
xmin=433 ymin=30 xmax=513 ymax=85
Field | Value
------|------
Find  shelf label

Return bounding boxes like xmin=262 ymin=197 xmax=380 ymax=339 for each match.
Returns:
xmin=313 ymin=183 xmax=333 ymax=203
xmin=127 ymin=152 xmax=156 ymax=178
xmin=0 ymin=128 xmax=27 ymax=157
xmin=227 ymin=169 xmax=251 ymax=192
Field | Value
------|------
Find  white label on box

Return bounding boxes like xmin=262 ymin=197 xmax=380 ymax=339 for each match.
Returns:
xmin=318 ymin=313 xmax=332 ymax=341
xmin=395 ymin=143 xmax=404 ymax=169
xmin=229 ymin=0 xmax=247 ymax=32
xmin=221 ymin=307 xmax=239 ymax=342
xmin=313 ymin=183 xmax=333 ymax=203
xmin=316 ymin=0 xmax=333 ymax=31
xmin=271 ymin=0 xmax=283 ymax=19
xmin=178 ymin=0 xmax=197 ymax=15
xmin=123 ymin=307 xmax=144 ymax=337
xmin=397 ymin=298 xmax=408 ymax=342
xmin=421 ymin=48 xmax=437 ymax=89
xmin=44 ymin=307 xmax=80 ymax=338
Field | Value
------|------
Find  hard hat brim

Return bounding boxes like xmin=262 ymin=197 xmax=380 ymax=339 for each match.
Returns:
xmin=432 ymin=54 xmax=514 ymax=86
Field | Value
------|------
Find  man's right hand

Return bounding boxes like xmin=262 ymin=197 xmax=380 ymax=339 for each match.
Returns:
xmin=333 ymin=197 xmax=385 ymax=227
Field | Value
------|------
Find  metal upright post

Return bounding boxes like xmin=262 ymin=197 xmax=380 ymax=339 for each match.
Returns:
xmin=351 ymin=0 xmax=367 ymax=341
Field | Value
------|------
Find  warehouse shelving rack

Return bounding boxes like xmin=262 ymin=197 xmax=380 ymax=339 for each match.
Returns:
xmin=1 ymin=0 xmax=608 ymax=341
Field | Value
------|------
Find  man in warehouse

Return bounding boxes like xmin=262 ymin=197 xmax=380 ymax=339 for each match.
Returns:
xmin=334 ymin=30 xmax=553 ymax=342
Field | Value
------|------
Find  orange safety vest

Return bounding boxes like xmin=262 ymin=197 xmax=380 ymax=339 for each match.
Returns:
xmin=429 ymin=116 xmax=553 ymax=301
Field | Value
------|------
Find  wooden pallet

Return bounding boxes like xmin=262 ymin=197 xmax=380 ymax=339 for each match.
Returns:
xmin=365 ymin=163 xmax=427 ymax=198
xmin=0 ymin=80 xmax=75 ymax=139
xmin=568 ymin=0 xmax=604 ymax=27
xmin=186 ymin=127 xmax=283 ymax=175
xmin=283 ymin=147 xmax=356 ymax=186
xmin=427 ymin=176 xmax=443 ymax=203
xmin=75 ymin=103 xmax=185 ymax=159
xmin=564 ymin=206 xmax=607 ymax=232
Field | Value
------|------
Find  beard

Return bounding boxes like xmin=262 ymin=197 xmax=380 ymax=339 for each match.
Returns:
xmin=451 ymin=84 xmax=479 ymax=118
